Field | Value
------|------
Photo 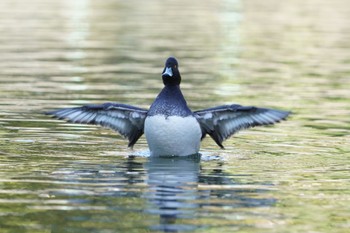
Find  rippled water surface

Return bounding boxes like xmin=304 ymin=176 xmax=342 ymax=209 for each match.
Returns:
xmin=0 ymin=0 xmax=350 ymax=232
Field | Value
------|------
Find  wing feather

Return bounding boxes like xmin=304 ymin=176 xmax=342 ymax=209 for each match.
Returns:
xmin=194 ymin=104 xmax=290 ymax=148
xmin=46 ymin=103 xmax=148 ymax=147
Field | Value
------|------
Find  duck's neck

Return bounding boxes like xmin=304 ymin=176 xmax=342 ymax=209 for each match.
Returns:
xmin=159 ymin=85 xmax=185 ymax=101
xmin=148 ymin=85 xmax=192 ymax=117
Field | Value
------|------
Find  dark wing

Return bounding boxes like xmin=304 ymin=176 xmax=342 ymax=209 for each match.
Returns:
xmin=194 ymin=104 xmax=290 ymax=148
xmin=45 ymin=103 xmax=148 ymax=147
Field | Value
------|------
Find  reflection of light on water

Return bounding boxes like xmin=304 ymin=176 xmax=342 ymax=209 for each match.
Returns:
xmin=62 ymin=0 xmax=90 ymax=58
xmin=131 ymin=150 xmax=151 ymax=157
xmin=217 ymin=0 xmax=242 ymax=98
xmin=214 ymin=84 xmax=241 ymax=97
xmin=60 ymin=0 xmax=90 ymax=93
xmin=219 ymin=0 xmax=242 ymax=58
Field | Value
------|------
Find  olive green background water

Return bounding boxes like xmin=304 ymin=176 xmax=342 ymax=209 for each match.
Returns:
xmin=0 ymin=0 xmax=349 ymax=232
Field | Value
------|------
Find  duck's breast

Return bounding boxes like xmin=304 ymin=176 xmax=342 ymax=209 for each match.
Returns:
xmin=144 ymin=115 xmax=201 ymax=156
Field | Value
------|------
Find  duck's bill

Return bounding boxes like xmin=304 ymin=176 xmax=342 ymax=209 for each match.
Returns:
xmin=162 ymin=67 xmax=173 ymax=77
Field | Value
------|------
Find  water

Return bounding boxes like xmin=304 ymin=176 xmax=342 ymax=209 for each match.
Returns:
xmin=0 ymin=0 xmax=349 ymax=232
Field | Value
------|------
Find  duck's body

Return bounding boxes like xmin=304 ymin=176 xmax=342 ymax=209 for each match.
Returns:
xmin=46 ymin=57 xmax=290 ymax=156
xmin=145 ymin=115 xmax=201 ymax=156
xmin=145 ymin=82 xmax=201 ymax=156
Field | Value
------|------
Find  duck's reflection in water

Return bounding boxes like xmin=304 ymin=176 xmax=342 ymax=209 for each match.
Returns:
xmin=143 ymin=155 xmax=277 ymax=232
xmin=144 ymin=155 xmax=201 ymax=232
xmin=47 ymin=154 xmax=277 ymax=232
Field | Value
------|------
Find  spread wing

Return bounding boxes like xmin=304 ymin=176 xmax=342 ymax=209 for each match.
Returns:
xmin=194 ymin=104 xmax=290 ymax=148
xmin=45 ymin=103 xmax=148 ymax=147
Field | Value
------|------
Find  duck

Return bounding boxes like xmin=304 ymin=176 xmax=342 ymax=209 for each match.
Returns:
xmin=46 ymin=57 xmax=290 ymax=156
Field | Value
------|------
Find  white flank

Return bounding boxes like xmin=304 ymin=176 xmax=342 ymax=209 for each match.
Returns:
xmin=144 ymin=115 xmax=202 ymax=156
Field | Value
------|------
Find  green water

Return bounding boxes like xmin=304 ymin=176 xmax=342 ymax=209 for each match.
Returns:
xmin=0 ymin=0 xmax=349 ymax=232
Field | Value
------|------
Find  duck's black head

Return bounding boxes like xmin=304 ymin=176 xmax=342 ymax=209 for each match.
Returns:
xmin=162 ymin=57 xmax=181 ymax=86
